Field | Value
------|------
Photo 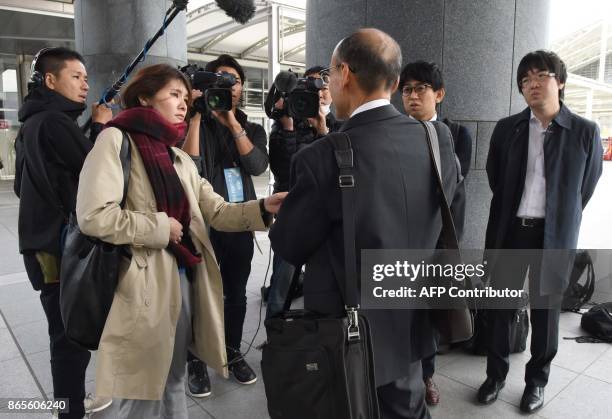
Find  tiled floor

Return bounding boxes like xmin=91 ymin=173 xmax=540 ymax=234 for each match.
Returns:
xmin=1 ymin=169 xmax=612 ymax=418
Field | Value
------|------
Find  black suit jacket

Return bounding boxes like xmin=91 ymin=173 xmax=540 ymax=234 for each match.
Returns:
xmin=485 ymin=103 xmax=603 ymax=294
xmin=441 ymin=118 xmax=473 ymax=241
xmin=269 ymin=104 xmax=459 ymax=386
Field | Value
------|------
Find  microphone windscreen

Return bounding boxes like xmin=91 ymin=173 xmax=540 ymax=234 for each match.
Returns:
xmin=215 ymin=0 xmax=256 ymax=24
xmin=274 ymin=71 xmax=298 ymax=93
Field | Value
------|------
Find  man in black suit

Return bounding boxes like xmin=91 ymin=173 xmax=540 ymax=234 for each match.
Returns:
xmin=478 ymin=50 xmax=603 ymax=413
xmin=269 ymin=28 xmax=459 ymax=419
xmin=400 ymin=60 xmax=473 ymax=406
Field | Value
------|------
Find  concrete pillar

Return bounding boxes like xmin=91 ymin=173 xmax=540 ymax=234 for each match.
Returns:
xmin=306 ymin=0 xmax=550 ymax=248
xmin=267 ymin=3 xmax=280 ymax=193
xmin=74 ymin=0 xmax=187 ymax=115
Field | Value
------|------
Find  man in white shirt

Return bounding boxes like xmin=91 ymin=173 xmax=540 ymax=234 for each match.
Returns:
xmin=479 ymin=50 xmax=603 ymax=413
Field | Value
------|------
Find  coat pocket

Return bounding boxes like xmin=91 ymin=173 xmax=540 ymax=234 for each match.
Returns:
xmin=115 ymin=251 xmax=148 ymax=303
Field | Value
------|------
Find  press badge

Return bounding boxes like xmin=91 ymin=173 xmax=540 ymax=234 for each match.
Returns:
xmin=224 ymin=167 xmax=244 ymax=202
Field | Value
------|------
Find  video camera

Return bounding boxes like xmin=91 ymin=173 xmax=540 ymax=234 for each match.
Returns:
xmin=180 ymin=64 xmax=236 ymax=113
xmin=264 ymin=70 xmax=323 ymax=120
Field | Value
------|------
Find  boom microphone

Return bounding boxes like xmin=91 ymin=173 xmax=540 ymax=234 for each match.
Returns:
xmin=215 ymin=0 xmax=256 ymax=24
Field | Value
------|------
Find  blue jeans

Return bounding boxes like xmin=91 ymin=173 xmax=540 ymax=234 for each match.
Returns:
xmin=265 ymin=253 xmax=296 ymax=319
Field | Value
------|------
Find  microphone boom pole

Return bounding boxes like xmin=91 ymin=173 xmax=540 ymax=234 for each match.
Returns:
xmin=82 ymin=0 xmax=189 ymax=132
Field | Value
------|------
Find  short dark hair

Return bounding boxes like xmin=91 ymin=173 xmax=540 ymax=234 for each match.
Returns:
xmin=205 ymin=54 xmax=245 ymax=84
xmin=304 ymin=65 xmax=326 ymax=77
xmin=34 ymin=47 xmax=85 ymax=77
xmin=399 ymin=61 xmax=444 ymax=91
xmin=335 ymin=30 xmax=402 ymax=93
xmin=121 ymin=64 xmax=192 ymax=109
xmin=517 ymin=50 xmax=567 ymax=99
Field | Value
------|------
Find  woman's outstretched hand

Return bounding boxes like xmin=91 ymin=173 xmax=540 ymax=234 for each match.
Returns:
xmin=264 ymin=192 xmax=288 ymax=214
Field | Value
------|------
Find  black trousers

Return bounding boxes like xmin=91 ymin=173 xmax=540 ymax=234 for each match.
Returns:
xmin=24 ymin=255 xmax=91 ymax=419
xmin=486 ymin=219 xmax=561 ymax=387
xmin=421 ymin=353 xmax=435 ymax=380
xmin=210 ymin=229 xmax=254 ymax=353
xmin=377 ymin=361 xmax=430 ymax=419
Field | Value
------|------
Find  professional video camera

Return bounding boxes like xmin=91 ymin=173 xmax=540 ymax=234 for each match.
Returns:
xmin=264 ymin=70 xmax=323 ymax=120
xmin=180 ymin=64 xmax=236 ymax=112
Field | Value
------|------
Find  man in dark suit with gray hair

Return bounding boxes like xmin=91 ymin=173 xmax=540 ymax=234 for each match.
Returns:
xmin=270 ymin=28 xmax=459 ymax=418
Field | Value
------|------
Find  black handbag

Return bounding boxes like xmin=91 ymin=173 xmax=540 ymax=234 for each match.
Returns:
xmin=419 ymin=121 xmax=474 ymax=345
xmin=59 ymin=132 xmax=131 ymax=350
xmin=261 ymin=133 xmax=380 ymax=419
xmin=579 ymin=302 xmax=612 ymax=343
xmin=466 ymin=293 xmax=529 ymax=355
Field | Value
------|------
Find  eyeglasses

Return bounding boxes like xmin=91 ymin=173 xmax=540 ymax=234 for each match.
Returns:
xmin=319 ymin=63 xmax=357 ymax=85
xmin=319 ymin=67 xmax=332 ymax=84
xmin=520 ymin=72 xmax=556 ymax=88
xmin=401 ymin=83 xmax=432 ymax=96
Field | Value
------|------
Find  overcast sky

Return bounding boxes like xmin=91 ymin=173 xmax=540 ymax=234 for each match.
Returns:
xmin=549 ymin=0 xmax=612 ymax=41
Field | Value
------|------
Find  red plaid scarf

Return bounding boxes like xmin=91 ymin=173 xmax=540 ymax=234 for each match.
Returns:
xmin=107 ymin=107 xmax=202 ymax=267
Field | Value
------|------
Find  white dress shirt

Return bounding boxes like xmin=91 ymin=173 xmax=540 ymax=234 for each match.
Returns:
xmin=408 ymin=113 xmax=437 ymax=122
xmin=350 ymin=99 xmax=390 ymax=118
xmin=517 ymin=112 xmax=549 ymax=218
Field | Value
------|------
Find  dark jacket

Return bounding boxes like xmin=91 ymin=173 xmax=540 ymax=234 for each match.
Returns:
xmin=14 ymin=87 xmax=102 ymax=258
xmin=442 ymin=118 xmax=473 ymax=241
xmin=269 ymin=112 xmax=342 ymax=193
xmin=485 ymin=103 xmax=603 ymax=294
xmin=269 ymin=104 xmax=459 ymax=386
xmin=194 ymin=108 xmax=268 ymax=201
xmin=442 ymin=118 xmax=472 ymax=178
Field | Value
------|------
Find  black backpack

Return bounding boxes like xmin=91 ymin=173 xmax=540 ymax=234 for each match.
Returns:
xmin=579 ymin=303 xmax=612 ymax=343
xmin=562 ymin=250 xmax=595 ymax=312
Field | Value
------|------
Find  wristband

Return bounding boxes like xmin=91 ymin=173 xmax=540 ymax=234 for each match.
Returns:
xmin=233 ymin=128 xmax=247 ymax=140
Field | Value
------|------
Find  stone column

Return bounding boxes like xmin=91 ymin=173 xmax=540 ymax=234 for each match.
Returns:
xmin=74 ymin=0 xmax=187 ymax=115
xmin=306 ymin=0 xmax=550 ymax=248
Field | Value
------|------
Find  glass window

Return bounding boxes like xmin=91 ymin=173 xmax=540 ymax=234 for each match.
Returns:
xmin=0 ymin=55 xmax=20 ymax=179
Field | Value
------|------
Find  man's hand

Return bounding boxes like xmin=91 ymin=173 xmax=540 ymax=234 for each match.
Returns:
xmin=264 ymin=192 xmax=288 ymax=214
xmin=192 ymin=89 xmax=203 ymax=100
xmin=274 ymin=98 xmax=294 ymax=131
xmin=92 ymin=103 xmax=113 ymax=124
xmin=212 ymin=110 xmax=241 ymax=134
xmin=308 ymin=108 xmax=328 ymax=135
xmin=169 ymin=217 xmax=183 ymax=244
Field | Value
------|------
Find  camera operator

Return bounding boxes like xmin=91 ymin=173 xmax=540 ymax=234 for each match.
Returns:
xmin=182 ymin=54 xmax=268 ymax=395
xmin=265 ymin=66 xmax=342 ymax=319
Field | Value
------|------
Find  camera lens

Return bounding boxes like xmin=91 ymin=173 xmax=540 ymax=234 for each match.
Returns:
xmin=208 ymin=93 xmax=222 ymax=109
xmin=205 ymin=89 xmax=233 ymax=111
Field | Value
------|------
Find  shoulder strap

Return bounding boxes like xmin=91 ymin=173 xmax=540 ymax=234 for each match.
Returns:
xmin=327 ymin=132 xmax=359 ymax=307
xmin=119 ymin=131 xmax=131 ymax=208
xmin=419 ymin=121 xmax=460 ymax=250
xmin=327 ymin=132 xmax=361 ymax=341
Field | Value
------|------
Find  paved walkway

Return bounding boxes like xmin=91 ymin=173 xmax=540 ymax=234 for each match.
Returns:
xmin=1 ymin=167 xmax=611 ymax=418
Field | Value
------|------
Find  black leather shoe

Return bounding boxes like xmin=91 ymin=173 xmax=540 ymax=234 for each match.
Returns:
xmin=520 ymin=386 xmax=544 ymax=413
xmin=187 ymin=359 xmax=211 ymax=397
xmin=477 ymin=377 xmax=505 ymax=404
xmin=228 ymin=351 xmax=257 ymax=385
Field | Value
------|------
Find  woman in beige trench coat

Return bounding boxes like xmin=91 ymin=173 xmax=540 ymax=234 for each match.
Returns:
xmin=76 ymin=64 xmax=285 ymax=418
